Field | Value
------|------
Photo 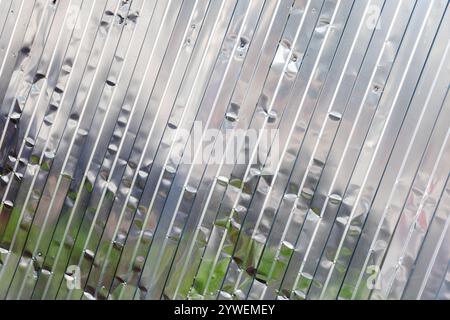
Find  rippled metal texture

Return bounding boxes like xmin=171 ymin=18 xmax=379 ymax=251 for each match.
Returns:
xmin=0 ymin=0 xmax=449 ymax=300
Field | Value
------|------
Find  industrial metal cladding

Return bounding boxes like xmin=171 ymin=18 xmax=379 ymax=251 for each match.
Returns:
xmin=0 ymin=0 xmax=448 ymax=301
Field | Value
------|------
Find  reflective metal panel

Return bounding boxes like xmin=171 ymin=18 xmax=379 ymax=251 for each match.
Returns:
xmin=0 ymin=0 xmax=449 ymax=300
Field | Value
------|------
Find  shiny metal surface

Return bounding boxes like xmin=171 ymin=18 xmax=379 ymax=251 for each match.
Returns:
xmin=0 ymin=0 xmax=449 ymax=300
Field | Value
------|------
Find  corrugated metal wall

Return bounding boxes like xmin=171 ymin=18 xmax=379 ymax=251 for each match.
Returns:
xmin=0 ymin=0 xmax=449 ymax=300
